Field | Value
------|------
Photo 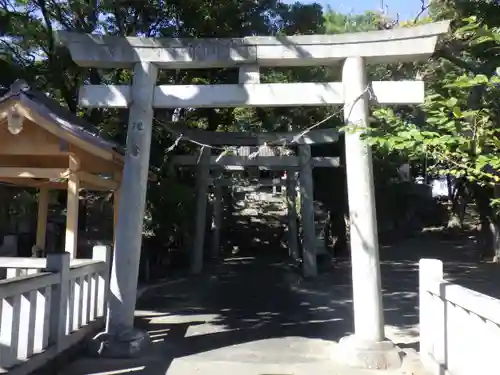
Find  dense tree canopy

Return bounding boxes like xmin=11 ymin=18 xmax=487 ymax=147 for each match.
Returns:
xmin=2 ymin=0 xmax=500 ymax=263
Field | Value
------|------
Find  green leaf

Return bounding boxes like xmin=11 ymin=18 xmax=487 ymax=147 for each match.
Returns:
xmin=473 ymin=74 xmax=489 ymax=84
xmin=452 ymin=107 xmax=463 ymax=118
xmin=446 ymin=97 xmax=458 ymax=107
xmin=470 ymin=35 xmax=495 ymax=45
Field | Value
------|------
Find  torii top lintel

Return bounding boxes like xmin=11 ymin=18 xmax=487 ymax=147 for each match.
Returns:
xmin=56 ymin=21 xmax=450 ymax=69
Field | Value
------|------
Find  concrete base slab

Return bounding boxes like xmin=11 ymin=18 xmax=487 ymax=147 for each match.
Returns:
xmin=335 ymin=335 xmax=403 ymax=370
xmin=166 ymin=358 xmax=404 ymax=375
xmin=400 ymin=348 xmax=432 ymax=375
xmin=86 ymin=328 xmax=151 ymax=358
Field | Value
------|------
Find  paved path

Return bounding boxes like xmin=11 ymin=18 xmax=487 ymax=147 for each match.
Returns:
xmin=59 ymin=257 xmax=421 ymax=375
xmin=56 ymin=193 xmax=500 ymax=375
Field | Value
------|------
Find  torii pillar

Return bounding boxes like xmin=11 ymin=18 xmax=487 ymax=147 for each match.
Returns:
xmin=299 ymin=144 xmax=317 ymax=277
xmin=285 ymin=171 xmax=299 ymax=261
xmin=191 ymin=146 xmax=211 ymax=274
xmin=336 ymin=56 xmax=401 ymax=369
xmin=109 ymin=62 xmax=158 ymax=355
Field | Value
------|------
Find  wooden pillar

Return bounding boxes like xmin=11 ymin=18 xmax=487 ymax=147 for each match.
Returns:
xmin=35 ymin=187 xmax=49 ymax=253
xmin=191 ymin=147 xmax=210 ymax=274
xmin=65 ymin=154 xmax=80 ymax=259
xmin=211 ymin=177 xmax=223 ymax=259
xmin=299 ymin=144 xmax=317 ymax=278
xmin=343 ymin=56 xmax=384 ymax=342
xmin=108 ymin=62 xmax=158 ymax=333
xmin=286 ymin=171 xmax=299 ymax=261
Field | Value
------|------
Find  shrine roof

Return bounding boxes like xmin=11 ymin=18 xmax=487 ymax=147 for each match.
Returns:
xmin=0 ymin=79 xmax=124 ymax=156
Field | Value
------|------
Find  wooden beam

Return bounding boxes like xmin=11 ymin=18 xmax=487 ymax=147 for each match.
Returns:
xmin=77 ymin=171 xmax=119 ymax=190
xmin=0 ymin=154 xmax=68 ymax=169
xmin=0 ymin=167 xmax=68 ymax=179
xmin=14 ymin=104 xmax=116 ymax=162
xmin=36 ymin=187 xmax=50 ymax=251
xmin=0 ymin=115 xmax=62 ymax=156
xmin=65 ymin=154 xmax=80 ymax=259
xmin=0 ymin=178 xmax=66 ymax=189
xmin=165 ymin=126 xmax=339 ymax=146
xmin=78 ymin=81 xmax=425 ymax=109
xmin=171 ymin=155 xmax=341 ymax=168
xmin=0 ymin=178 xmax=114 ymax=191
xmin=0 ymin=153 xmax=125 ymax=176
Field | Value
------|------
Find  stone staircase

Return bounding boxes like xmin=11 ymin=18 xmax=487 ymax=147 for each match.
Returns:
xmin=232 ymin=187 xmax=331 ymax=262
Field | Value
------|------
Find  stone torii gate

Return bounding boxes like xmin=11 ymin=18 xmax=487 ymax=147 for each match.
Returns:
xmin=170 ymin=127 xmax=342 ymax=278
xmin=57 ymin=21 xmax=449 ymax=368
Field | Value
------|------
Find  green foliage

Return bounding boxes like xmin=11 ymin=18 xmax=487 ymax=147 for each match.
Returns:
xmin=364 ymin=15 xmax=500 ymax=190
xmin=0 ymin=0 xmax=330 ymax=247
xmin=323 ymin=10 xmax=384 ymax=33
xmin=4 ymin=0 xmax=500 ymax=252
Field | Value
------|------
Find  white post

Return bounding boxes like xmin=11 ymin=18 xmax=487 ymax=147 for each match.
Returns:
xmin=108 ymin=62 xmax=158 ymax=334
xmin=65 ymin=154 xmax=80 ymax=259
xmin=419 ymin=258 xmax=445 ymax=373
xmin=46 ymin=252 xmax=70 ymax=351
xmin=299 ymin=144 xmax=317 ymax=278
xmin=94 ymin=245 xmax=112 ymax=321
xmin=192 ymin=146 xmax=211 ymax=274
xmin=343 ymin=56 xmax=384 ymax=342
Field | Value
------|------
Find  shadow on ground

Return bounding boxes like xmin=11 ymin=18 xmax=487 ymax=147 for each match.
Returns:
xmin=58 ymin=196 xmax=500 ymax=375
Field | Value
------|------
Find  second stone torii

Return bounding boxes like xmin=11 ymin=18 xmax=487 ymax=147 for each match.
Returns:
xmin=172 ymin=140 xmax=341 ymax=278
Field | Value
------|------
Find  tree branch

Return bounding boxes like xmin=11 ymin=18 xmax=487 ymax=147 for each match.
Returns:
xmin=414 ymin=0 xmax=430 ymax=24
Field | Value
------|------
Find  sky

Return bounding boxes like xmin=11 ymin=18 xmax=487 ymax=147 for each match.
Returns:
xmin=281 ymin=0 xmax=427 ymax=21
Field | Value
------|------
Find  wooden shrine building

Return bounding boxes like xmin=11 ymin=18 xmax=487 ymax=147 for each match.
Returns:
xmin=0 ymin=80 xmax=124 ymax=259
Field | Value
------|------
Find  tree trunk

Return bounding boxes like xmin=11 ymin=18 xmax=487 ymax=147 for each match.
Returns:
xmin=447 ymin=178 xmax=467 ymax=229
xmin=446 ymin=174 xmax=454 ymax=200
xmin=329 ymin=209 xmax=348 ymax=258
xmin=474 ymin=184 xmax=495 ymax=261
xmin=490 ymin=220 xmax=500 ymax=263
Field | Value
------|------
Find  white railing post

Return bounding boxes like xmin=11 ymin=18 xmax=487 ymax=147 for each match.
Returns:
xmin=419 ymin=258 xmax=445 ymax=373
xmin=0 ymin=292 xmax=21 ymax=367
xmin=47 ymin=252 xmax=70 ymax=350
xmin=93 ymin=245 xmax=111 ymax=323
xmin=6 ymin=268 xmax=18 ymax=278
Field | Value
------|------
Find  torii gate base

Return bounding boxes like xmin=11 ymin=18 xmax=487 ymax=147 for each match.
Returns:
xmin=59 ymin=21 xmax=449 ymax=369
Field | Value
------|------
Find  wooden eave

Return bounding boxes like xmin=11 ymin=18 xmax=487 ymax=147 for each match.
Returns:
xmin=0 ymin=84 xmax=156 ymax=190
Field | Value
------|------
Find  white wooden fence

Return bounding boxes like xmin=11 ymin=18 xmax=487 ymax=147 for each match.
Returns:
xmin=419 ymin=259 xmax=500 ymax=375
xmin=0 ymin=246 xmax=111 ymax=375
